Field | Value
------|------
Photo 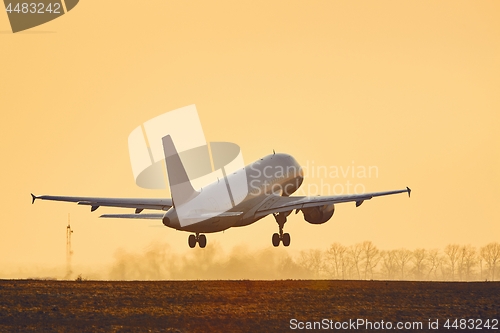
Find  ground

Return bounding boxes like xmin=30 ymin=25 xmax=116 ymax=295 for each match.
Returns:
xmin=0 ymin=280 xmax=499 ymax=332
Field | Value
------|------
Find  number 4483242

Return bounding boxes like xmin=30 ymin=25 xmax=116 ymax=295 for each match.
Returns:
xmin=444 ymin=318 xmax=499 ymax=330
xmin=5 ymin=3 xmax=61 ymax=14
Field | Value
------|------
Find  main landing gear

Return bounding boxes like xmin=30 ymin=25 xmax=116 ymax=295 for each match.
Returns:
xmin=188 ymin=233 xmax=207 ymax=248
xmin=272 ymin=212 xmax=291 ymax=247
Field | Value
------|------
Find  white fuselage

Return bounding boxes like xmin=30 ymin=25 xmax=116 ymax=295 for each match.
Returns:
xmin=162 ymin=153 xmax=303 ymax=233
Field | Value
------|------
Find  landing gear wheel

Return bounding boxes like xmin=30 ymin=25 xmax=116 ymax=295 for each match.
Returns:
xmin=272 ymin=233 xmax=280 ymax=247
xmin=188 ymin=234 xmax=196 ymax=248
xmin=199 ymin=234 xmax=207 ymax=248
xmin=282 ymin=233 xmax=291 ymax=247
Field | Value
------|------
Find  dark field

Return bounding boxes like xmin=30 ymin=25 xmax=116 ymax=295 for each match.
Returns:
xmin=0 ymin=280 xmax=499 ymax=332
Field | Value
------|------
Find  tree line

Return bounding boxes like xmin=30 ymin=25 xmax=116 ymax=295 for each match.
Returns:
xmin=294 ymin=241 xmax=500 ymax=281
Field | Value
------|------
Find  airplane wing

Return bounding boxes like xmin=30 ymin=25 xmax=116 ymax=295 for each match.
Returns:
xmin=255 ymin=187 xmax=411 ymax=218
xmin=31 ymin=194 xmax=172 ymax=213
xmin=100 ymin=213 xmax=165 ymax=219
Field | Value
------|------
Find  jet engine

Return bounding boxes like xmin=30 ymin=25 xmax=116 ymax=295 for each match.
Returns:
xmin=301 ymin=204 xmax=335 ymax=224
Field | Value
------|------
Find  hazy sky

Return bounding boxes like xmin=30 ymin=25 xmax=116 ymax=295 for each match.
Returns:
xmin=1 ymin=1 xmax=498 ymax=278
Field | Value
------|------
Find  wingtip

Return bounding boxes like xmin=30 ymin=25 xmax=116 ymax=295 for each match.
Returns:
xmin=31 ymin=193 xmax=37 ymax=204
xmin=406 ymin=187 xmax=411 ymax=198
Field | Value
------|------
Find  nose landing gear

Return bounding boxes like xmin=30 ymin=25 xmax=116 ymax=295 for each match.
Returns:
xmin=188 ymin=233 xmax=207 ymax=248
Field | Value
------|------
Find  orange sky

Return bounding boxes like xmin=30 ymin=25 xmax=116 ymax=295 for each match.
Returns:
xmin=0 ymin=1 xmax=498 ymax=278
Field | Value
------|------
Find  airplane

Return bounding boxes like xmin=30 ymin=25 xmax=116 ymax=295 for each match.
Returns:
xmin=32 ymin=135 xmax=411 ymax=248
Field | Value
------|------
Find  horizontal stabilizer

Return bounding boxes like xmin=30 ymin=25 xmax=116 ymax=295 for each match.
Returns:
xmin=198 ymin=211 xmax=243 ymax=218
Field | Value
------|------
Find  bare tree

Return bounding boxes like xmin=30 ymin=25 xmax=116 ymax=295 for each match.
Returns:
xmin=279 ymin=254 xmax=310 ymax=279
xmin=412 ymin=248 xmax=427 ymax=280
xmin=426 ymin=249 xmax=442 ymax=280
xmin=297 ymin=249 xmax=323 ymax=279
xmin=347 ymin=243 xmax=364 ymax=279
xmin=478 ymin=256 xmax=487 ymax=280
xmin=325 ymin=243 xmax=347 ymax=279
xmin=380 ymin=250 xmax=398 ymax=280
xmin=395 ymin=249 xmax=413 ymax=280
xmin=361 ymin=241 xmax=380 ymax=279
xmin=343 ymin=256 xmax=355 ymax=279
xmin=444 ymin=244 xmax=460 ymax=280
xmin=480 ymin=242 xmax=500 ymax=281
xmin=458 ymin=245 xmax=477 ymax=281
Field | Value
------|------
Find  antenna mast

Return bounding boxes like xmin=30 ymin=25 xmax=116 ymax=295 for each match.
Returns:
xmin=65 ymin=214 xmax=73 ymax=279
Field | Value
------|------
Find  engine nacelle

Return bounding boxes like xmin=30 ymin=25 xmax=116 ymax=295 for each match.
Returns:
xmin=301 ymin=204 xmax=335 ymax=224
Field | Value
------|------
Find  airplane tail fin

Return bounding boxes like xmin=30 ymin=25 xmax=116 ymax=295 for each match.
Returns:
xmin=162 ymin=135 xmax=199 ymax=207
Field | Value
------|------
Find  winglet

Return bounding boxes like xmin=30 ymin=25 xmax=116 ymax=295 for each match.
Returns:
xmin=406 ymin=187 xmax=411 ymax=198
xmin=31 ymin=193 xmax=37 ymax=204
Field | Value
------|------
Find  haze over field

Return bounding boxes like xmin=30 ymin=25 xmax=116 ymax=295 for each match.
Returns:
xmin=2 ymin=241 xmax=499 ymax=282
xmin=0 ymin=1 xmax=498 ymax=278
